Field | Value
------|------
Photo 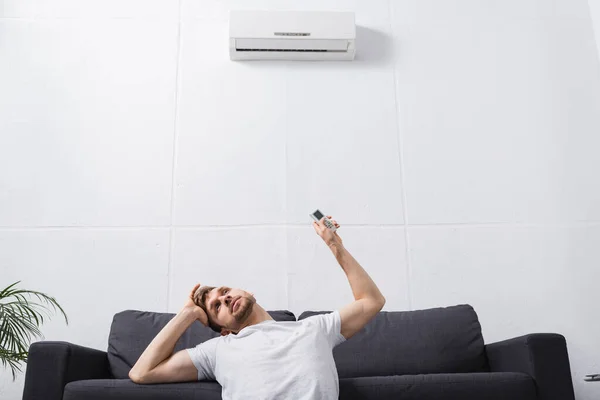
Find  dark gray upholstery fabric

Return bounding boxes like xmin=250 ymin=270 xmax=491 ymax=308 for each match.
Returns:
xmin=63 ymin=379 xmax=222 ymax=400
xmin=22 ymin=341 xmax=112 ymax=400
xmin=298 ymin=304 xmax=487 ymax=378
xmin=338 ymin=372 xmax=536 ymax=400
xmin=487 ymin=333 xmax=576 ymax=400
xmin=107 ymin=310 xmax=296 ymax=379
xmin=62 ymin=373 xmax=535 ymax=400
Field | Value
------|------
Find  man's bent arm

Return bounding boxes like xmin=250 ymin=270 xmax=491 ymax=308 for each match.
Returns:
xmin=129 ymin=308 xmax=198 ymax=382
xmin=329 ymin=243 xmax=385 ymax=303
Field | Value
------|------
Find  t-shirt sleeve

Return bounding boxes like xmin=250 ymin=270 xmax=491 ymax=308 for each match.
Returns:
xmin=186 ymin=337 xmax=219 ymax=381
xmin=303 ymin=310 xmax=347 ymax=348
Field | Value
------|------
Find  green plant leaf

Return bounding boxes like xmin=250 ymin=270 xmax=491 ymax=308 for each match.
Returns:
xmin=0 ymin=281 xmax=21 ymax=298
xmin=0 ymin=281 xmax=68 ymax=381
xmin=0 ymin=348 xmax=27 ymax=381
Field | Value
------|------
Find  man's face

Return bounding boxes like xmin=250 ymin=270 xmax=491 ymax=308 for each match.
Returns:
xmin=202 ymin=286 xmax=256 ymax=335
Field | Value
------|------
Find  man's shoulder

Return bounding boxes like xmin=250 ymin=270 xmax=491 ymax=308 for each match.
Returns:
xmin=193 ymin=335 xmax=223 ymax=350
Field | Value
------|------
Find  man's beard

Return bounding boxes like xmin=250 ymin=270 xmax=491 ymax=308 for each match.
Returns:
xmin=233 ymin=295 xmax=255 ymax=323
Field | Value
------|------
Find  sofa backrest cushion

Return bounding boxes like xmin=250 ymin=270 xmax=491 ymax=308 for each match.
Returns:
xmin=298 ymin=304 xmax=487 ymax=378
xmin=107 ymin=309 xmax=296 ymax=379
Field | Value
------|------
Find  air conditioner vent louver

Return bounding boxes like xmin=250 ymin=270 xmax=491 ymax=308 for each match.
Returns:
xmin=237 ymin=49 xmax=342 ymax=53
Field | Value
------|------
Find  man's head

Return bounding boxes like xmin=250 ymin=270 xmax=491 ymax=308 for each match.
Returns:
xmin=193 ymin=285 xmax=257 ymax=336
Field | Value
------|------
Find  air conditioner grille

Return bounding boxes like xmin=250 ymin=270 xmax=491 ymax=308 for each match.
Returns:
xmin=236 ymin=49 xmax=346 ymax=53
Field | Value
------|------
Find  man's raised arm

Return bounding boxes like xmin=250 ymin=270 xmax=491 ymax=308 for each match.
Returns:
xmin=313 ymin=216 xmax=386 ymax=340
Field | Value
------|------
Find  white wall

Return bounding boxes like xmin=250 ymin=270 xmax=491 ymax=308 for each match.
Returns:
xmin=591 ymin=0 xmax=600 ymax=63
xmin=1 ymin=1 xmax=600 ymax=399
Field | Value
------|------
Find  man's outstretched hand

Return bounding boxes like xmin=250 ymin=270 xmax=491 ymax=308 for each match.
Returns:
xmin=182 ymin=283 xmax=209 ymax=327
xmin=312 ymin=215 xmax=342 ymax=248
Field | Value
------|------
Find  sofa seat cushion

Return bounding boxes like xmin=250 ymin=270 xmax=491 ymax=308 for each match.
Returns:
xmin=339 ymin=372 xmax=536 ymax=400
xmin=63 ymin=373 xmax=534 ymax=400
xmin=63 ymin=379 xmax=222 ymax=400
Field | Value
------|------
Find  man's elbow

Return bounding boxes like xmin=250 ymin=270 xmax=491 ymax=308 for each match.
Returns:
xmin=373 ymin=294 xmax=386 ymax=305
xmin=365 ymin=296 xmax=385 ymax=310
xmin=375 ymin=296 xmax=385 ymax=312
xmin=129 ymin=369 xmax=146 ymax=384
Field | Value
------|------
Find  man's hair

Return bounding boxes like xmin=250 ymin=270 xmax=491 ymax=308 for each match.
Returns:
xmin=193 ymin=285 xmax=223 ymax=334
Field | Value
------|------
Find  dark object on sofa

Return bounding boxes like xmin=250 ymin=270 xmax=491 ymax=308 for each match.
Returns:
xmin=22 ymin=304 xmax=576 ymax=400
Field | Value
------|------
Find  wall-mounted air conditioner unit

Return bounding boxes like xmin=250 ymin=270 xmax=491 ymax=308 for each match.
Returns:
xmin=229 ymin=10 xmax=356 ymax=61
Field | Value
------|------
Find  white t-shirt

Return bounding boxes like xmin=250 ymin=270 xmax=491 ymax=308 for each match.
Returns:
xmin=187 ymin=310 xmax=346 ymax=400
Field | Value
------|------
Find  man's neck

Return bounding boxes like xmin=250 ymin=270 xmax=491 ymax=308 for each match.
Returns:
xmin=235 ymin=306 xmax=274 ymax=333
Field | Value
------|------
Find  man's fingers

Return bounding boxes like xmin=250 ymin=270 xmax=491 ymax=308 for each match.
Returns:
xmin=190 ymin=283 xmax=201 ymax=298
xmin=320 ymin=216 xmax=340 ymax=229
xmin=314 ymin=221 xmax=328 ymax=236
xmin=328 ymin=215 xmax=340 ymax=225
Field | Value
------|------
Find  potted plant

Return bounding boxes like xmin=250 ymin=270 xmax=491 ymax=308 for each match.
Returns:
xmin=0 ymin=281 xmax=68 ymax=380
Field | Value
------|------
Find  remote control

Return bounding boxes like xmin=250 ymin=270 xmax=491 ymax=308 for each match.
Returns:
xmin=310 ymin=209 xmax=337 ymax=232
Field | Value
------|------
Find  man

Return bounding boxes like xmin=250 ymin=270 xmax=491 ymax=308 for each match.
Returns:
xmin=129 ymin=216 xmax=386 ymax=399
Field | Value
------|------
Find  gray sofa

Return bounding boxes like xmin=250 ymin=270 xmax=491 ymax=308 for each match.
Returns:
xmin=22 ymin=304 xmax=576 ymax=400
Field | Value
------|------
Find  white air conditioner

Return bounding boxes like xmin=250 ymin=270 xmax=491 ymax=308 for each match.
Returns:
xmin=229 ymin=10 xmax=356 ymax=61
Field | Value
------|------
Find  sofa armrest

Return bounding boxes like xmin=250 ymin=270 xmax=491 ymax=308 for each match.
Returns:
xmin=485 ymin=333 xmax=575 ymax=400
xmin=22 ymin=341 xmax=112 ymax=400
